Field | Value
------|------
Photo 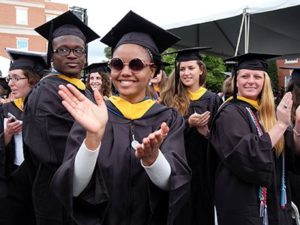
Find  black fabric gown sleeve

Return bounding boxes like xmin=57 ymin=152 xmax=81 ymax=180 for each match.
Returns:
xmin=284 ymin=127 xmax=300 ymax=174
xmin=210 ymin=103 xmax=274 ymax=187
xmin=51 ymin=104 xmax=191 ymax=225
xmin=22 ymin=76 xmax=93 ymax=224
xmin=22 ymin=78 xmax=77 ymax=170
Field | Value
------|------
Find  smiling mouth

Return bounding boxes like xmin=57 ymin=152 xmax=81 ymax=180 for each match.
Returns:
xmin=119 ymin=80 xmax=136 ymax=83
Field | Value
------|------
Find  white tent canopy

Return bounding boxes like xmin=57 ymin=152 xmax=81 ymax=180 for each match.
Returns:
xmin=165 ymin=0 xmax=300 ymax=57
xmin=165 ymin=0 xmax=300 ymax=29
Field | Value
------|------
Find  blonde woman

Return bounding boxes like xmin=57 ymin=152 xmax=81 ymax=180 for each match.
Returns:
xmin=208 ymin=53 xmax=300 ymax=225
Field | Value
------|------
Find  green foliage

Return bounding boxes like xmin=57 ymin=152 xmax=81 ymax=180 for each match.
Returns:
xmin=202 ymin=55 xmax=226 ymax=92
xmin=104 ymin=46 xmax=112 ymax=59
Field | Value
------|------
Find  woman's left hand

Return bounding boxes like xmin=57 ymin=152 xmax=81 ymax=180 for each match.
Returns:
xmin=135 ymin=122 xmax=169 ymax=166
xmin=196 ymin=124 xmax=210 ymax=137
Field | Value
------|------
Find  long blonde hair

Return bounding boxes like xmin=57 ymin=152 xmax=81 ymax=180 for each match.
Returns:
xmin=160 ymin=60 xmax=207 ymax=116
xmin=257 ymin=72 xmax=284 ymax=157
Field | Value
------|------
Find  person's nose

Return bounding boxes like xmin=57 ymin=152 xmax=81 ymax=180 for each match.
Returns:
xmin=120 ymin=64 xmax=132 ymax=75
xmin=67 ymin=50 xmax=77 ymax=58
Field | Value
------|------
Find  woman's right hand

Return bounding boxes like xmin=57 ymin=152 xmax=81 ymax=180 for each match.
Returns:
xmin=5 ymin=117 xmax=22 ymax=136
xmin=58 ymin=84 xmax=108 ymax=149
xmin=4 ymin=118 xmax=22 ymax=145
xmin=188 ymin=111 xmax=210 ymax=127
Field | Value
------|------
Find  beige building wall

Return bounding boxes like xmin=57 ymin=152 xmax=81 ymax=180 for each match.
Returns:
xmin=0 ymin=0 xmax=68 ymax=59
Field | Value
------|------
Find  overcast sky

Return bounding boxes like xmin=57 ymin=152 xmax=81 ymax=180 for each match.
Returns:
xmin=53 ymin=0 xmax=245 ymax=63
xmin=52 ymin=0 xmax=299 ymax=63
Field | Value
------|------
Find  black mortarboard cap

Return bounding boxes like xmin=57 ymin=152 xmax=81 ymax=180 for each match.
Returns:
xmin=225 ymin=53 xmax=279 ymax=72
xmin=225 ymin=53 xmax=279 ymax=99
xmin=6 ymin=48 xmax=48 ymax=77
xmin=84 ymin=62 xmax=110 ymax=74
xmin=35 ymin=10 xmax=99 ymax=43
xmin=164 ymin=47 xmax=211 ymax=62
xmin=163 ymin=47 xmax=210 ymax=94
xmin=280 ymin=66 xmax=300 ymax=86
xmin=35 ymin=10 xmax=100 ymax=67
xmin=100 ymin=11 xmax=180 ymax=55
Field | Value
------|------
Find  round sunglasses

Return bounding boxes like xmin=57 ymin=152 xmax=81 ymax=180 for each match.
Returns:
xmin=109 ymin=58 xmax=154 ymax=71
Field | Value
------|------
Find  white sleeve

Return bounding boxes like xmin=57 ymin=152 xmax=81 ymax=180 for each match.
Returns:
xmin=73 ymin=140 xmax=101 ymax=197
xmin=141 ymin=150 xmax=171 ymax=191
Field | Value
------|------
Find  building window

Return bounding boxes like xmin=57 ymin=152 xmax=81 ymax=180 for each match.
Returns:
xmin=284 ymin=58 xmax=298 ymax=64
xmin=16 ymin=38 xmax=28 ymax=50
xmin=16 ymin=7 xmax=28 ymax=25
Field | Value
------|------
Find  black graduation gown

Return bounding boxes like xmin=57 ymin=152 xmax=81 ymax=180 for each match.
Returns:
xmin=0 ymin=102 xmax=35 ymax=225
xmin=289 ymin=172 xmax=300 ymax=212
xmin=51 ymin=101 xmax=191 ymax=225
xmin=208 ymin=100 xmax=300 ymax=225
xmin=184 ymin=91 xmax=222 ymax=225
xmin=22 ymin=75 xmax=92 ymax=225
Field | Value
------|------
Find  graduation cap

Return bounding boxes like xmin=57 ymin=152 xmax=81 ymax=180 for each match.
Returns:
xmin=6 ymin=48 xmax=48 ymax=77
xmin=164 ymin=47 xmax=211 ymax=62
xmin=280 ymin=66 xmax=300 ymax=86
xmin=222 ymin=61 xmax=237 ymax=77
xmin=225 ymin=53 xmax=279 ymax=72
xmin=35 ymin=10 xmax=99 ymax=43
xmin=84 ymin=62 xmax=110 ymax=74
xmin=101 ymin=10 xmax=180 ymax=56
xmin=35 ymin=10 xmax=100 ymax=67
xmin=163 ymin=47 xmax=210 ymax=94
xmin=225 ymin=53 xmax=279 ymax=98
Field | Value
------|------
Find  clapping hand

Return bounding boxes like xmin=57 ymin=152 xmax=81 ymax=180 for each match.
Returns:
xmin=135 ymin=122 xmax=169 ymax=166
xmin=188 ymin=111 xmax=210 ymax=127
xmin=58 ymin=84 xmax=108 ymax=149
xmin=277 ymin=92 xmax=293 ymax=127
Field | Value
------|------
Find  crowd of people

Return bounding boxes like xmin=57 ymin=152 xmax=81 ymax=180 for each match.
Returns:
xmin=0 ymin=9 xmax=299 ymax=225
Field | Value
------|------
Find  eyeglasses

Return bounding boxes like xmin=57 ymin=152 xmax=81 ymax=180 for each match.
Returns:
xmin=5 ymin=76 xmax=28 ymax=83
xmin=109 ymin=58 xmax=154 ymax=71
xmin=52 ymin=47 xmax=86 ymax=57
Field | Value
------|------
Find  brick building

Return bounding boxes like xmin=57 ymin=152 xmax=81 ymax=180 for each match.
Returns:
xmin=277 ymin=57 xmax=300 ymax=90
xmin=0 ymin=0 xmax=68 ymax=59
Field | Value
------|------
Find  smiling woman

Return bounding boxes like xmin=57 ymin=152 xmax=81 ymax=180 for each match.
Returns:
xmin=160 ymin=47 xmax=223 ymax=225
xmin=208 ymin=53 xmax=300 ymax=225
xmin=0 ymin=48 xmax=47 ymax=225
xmin=50 ymin=10 xmax=191 ymax=225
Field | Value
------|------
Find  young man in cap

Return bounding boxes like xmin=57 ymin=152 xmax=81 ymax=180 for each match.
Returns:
xmin=22 ymin=11 xmax=99 ymax=225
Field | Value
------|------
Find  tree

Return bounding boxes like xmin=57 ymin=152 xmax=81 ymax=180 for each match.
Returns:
xmin=202 ymin=55 xmax=226 ymax=92
xmin=104 ymin=46 xmax=112 ymax=59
